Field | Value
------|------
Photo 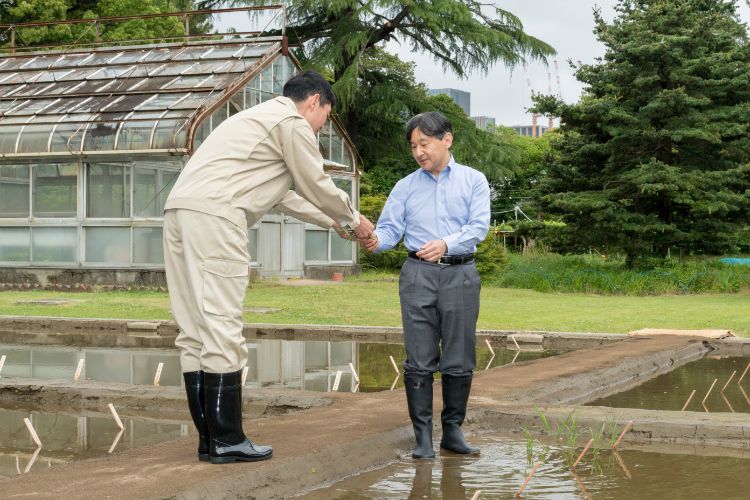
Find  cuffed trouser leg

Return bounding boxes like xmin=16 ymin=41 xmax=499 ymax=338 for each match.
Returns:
xmin=164 ymin=209 xmax=250 ymax=374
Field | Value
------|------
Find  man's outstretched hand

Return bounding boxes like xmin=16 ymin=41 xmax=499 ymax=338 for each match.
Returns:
xmin=353 ymin=214 xmax=375 ymax=240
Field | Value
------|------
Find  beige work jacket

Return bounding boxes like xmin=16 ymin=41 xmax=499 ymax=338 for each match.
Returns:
xmin=165 ymin=96 xmax=359 ymax=230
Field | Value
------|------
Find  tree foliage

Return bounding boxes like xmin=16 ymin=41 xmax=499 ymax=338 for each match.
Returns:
xmin=533 ymin=0 xmax=750 ymax=265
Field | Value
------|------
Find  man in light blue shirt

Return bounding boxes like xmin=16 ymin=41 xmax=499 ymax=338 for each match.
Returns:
xmin=364 ymin=111 xmax=490 ymax=459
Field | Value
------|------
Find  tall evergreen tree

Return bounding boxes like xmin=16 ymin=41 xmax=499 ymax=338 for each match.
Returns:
xmin=534 ymin=0 xmax=750 ymax=265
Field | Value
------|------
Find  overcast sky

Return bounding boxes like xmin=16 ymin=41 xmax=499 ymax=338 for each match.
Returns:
xmin=388 ymin=0 xmax=750 ymax=126
xmin=218 ymin=1 xmax=750 ymax=126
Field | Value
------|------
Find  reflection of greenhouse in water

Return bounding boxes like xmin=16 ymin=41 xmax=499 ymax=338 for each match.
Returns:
xmin=0 ymin=340 xmax=362 ymax=392
xmin=0 ymin=7 xmax=360 ymax=285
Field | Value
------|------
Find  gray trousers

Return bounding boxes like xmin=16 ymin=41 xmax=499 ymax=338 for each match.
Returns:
xmin=399 ymin=257 xmax=481 ymax=376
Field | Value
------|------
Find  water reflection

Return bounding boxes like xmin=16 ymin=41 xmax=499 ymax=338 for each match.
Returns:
xmin=302 ymin=435 xmax=750 ymax=499
xmin=0 ymin=407 xmax=188 ymax=478
xmin=589 ymin=356 xmax=750 ymax=413
xmin=0 ymin=340 xmax=556 ymax=393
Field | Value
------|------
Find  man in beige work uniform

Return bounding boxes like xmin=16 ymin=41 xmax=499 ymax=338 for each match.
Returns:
xmin=164 ymin=70 xmax=373 ymax=464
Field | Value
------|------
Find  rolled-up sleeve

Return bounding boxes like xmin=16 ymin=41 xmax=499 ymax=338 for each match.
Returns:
xmin=281 ymin=119 xmax=360 ymax=229
xmin=441 ymin=173 xmax=491 ymax=254
xmin=373 ymin=180 xmax=408 ymax=252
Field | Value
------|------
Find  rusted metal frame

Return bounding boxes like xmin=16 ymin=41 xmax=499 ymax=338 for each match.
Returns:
xmin=184 ymin=43 xmax=281 ymax=153
xmin=0 ymin=6 xmax=284 ymax=29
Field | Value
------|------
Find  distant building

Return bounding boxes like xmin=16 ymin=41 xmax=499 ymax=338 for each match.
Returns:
xmin=428 ymin=88 xmax=471 ymax=116
xmin=471 ymin=116 xmax=496 ymax=130
xmin=512 ymin=124 xmax=550 ymax=138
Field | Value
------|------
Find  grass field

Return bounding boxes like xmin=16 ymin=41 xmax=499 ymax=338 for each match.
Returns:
xmin=1 ymin=278 xmax=749 ymax=336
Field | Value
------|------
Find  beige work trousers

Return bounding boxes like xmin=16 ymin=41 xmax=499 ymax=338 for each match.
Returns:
xmin=163 ymin=209 xmax=249 ymax=374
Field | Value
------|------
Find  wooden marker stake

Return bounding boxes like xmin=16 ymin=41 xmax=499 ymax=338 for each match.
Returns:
xmin=484 ymin=338 xmax=495 ymax=356
xmin=390 ymin=374 xmax=400 ymax=391
xmin=23 ymin=446 xmax=41 ymax=474
xmin=510 ymin=335 xmax=521 ymax=351
xmin=613 ymin=420 xmax=634 ymax=449
xmin=681 ymin=389 xmax=696 ymax=411
xmin=0 ymin=354 xmax=6 ymax=376
xmin=721 ymin=371 xmax=737 ymax=393
xmin=349 ymin=362 xmax=360 ymax=383
xmin=73 ymin=358 xmax=85 ymax=382
xmin=515 ymin=462 xmax=541 ymax=497
xmin=108 ymin=428 xmax=124 ymax=454
xmin=389 ymin=355 xmax=400 ymax=375
xmin=702 ymin=378 xmax=718 ymax=405
xmin=573 ymin=439 xmax=594 ymax=469
xmin=738 ymin=360 xmax=750 ymax=385
xmin=470 ymin=491 xmax=482 ymax=500
xmin=108 ymin=403 xmax=125 ymax=431
xmin=153 ymin=362 xmax=164 ymax=386
xmin=241 ymin=366 xmax=248 ymax=387
xmin=332 ymin=370 xmax=342 ymax=391
xmin=23 ymin=418 xmax=42 ymax=448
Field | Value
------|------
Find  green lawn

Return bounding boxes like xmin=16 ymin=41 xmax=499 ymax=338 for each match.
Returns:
xmin=1 ymin=281 xmax=749 ymax=336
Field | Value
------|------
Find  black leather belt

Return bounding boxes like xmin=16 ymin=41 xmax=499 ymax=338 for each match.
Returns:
xmin=407 ymin=251 xmax=475 ymax=265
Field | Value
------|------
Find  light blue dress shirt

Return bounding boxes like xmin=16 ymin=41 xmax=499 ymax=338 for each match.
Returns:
xmin=373 ymin=157 xmax=491 ymax=255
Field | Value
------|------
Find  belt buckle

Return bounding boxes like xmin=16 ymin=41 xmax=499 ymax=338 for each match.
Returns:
xmin=438 ymin=255 xmax=451 ymax=266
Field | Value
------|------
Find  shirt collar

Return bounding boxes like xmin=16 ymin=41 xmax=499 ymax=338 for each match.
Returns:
xmin=421 ymin=155 xmax=455 ymax=180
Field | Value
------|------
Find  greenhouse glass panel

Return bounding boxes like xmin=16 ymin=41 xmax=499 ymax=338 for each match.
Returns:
xmin=272 ymin=57 xmax=286 ymax=94
xmin=0 ymin=165 xmax=30 ymax=217
xmin=248 ymin=228 xmax=258 ymax=262
xmin=330 ymin=131 xmax=344 ymax=164
xmin=133 ymin=167 xmax=178 ymax=217
xmin=244 ymin=83 xmax=260 ymax=108
xmin=0 ymin=227 xmax=30 ymax=262
xmin=117 ymin=119 xmax=157 ymax=150
xmin=318 ymin=121 xmax=331 ymax=159
xmin=133 ymin=227 xmax=164 ymax=264
xmin=32 ymin=227 xmax=77 ymax=263
xmin=151 ymin=119 xmax=186 ymax=149
xmin=228 ymin=92 xmax=243 ymax=116
xmin=85 ymin=227 xmax=130 ymax=264
xmin=16 ymin=123 xmax=53 ymax=153
xmin=193 ymin=118 xmax=210 ymax=149
xmin=211 ymin=104 xmax=228 ymax=131
xmin=331 ymin=234 xmax=353 ymax=262
xmin=260 ymin=65 xmax=274 ymax=102
xmin=81 ymin=122 xmax=118 ymax=151
xmin=0 ymin=116 xmax=27 ymax=154
xmin=342 ymin=144 xmax=355 ymax=168
xmin=305 ymin=230 xmax=328 ymax=261
xmin=87 ymin=163 xmax=130 ymax=218
xmin=49 ymin=122 xmax=86 ymax=153
xmin=332 ymin=177 xmax=353 ymax=199
xmin=32 ymin=164 xmax=77 ymax=217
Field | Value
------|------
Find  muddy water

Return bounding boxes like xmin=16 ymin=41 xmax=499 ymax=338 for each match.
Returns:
xmin=588 ymin=356 xmax=750 ymax=413
xmin=0 ymin=340 xmax=555 ymax=393
xmin=301 ymin=435 xmax=749 ymax=499
xmin=0 ymin=406 xmax=189 ymax=478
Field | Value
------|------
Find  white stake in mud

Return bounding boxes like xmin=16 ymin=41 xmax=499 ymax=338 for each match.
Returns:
xmin=612 ymin=449 xmax=632 ymax=479
xmin=108 ymin=428 xmax=124 ymax=454
xmin=389 ymin=355 xmax=400 ymax=376
xmin=511 ymin=350 xmax=520 ymax=364
xmin=332 ymin=370 xmax=342 ymax=391
xmin=613 ymin=420 xmax=634 ymax=449
xmin=73 ymin=358 xmax=85 ymax=382
xmin=15 ymin=455 xmax=20 ymax=475
xmin=485 ymin=354 xmax=496 ymax=371
xmin=470 ymin=491 xmax=482 ymax=500
xmin=0 ymin=354 xmax=6 ymax=376
xmin=739 ymin=384 xmax=750 ymax=407
xmin=702 ymin=378 xmax=719 ymax=405
xmin=738 ymin=361 xmax=750 ymax=385
xmin=108 ymin=403 xmax=125 ymax=431
xmin=516 ymin=462 xmax=541 ymax=497
xmin=23 ymin=418 xmax=42 ymax=448
xmin=721 ymin=393 xmax=736 ymax=413
xmin=681 ymin=389 xmax=697 ymax=411
xmin=241 ymin=366 xmax=248 ymax=387
xmin=484 ymin=338 xmax=495 ymax=357
xmin=573 ymin=439 xmax=594 ymax=469
xmin=510 ymin=335 xmax=521 ymax=351
xmin=349 ymin=362 xmax=360 ymax=384
xmin=153 ymin=362 xmax=164 ymax=386
xmin=390 ymin=374 xmax=400 ymax=391
xmin=721 ymin=371 xmax=737 ymax=393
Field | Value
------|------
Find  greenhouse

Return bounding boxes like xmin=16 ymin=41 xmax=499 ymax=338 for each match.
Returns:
xmin=0 ymin=9 xmax=359 ymax=285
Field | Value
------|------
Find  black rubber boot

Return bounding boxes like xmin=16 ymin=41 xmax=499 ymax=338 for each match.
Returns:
xmin=405 ymin=372 xmax=435 ymax=459
xmin=183 ymin=371 xmax=210 ymax=462
xmin=204 ymin=370 xmax=273 ymax=464
xmin=440 ymin=373 xmax=480 ymax=455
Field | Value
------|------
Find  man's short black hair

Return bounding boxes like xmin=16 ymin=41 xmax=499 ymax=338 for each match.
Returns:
xmin=283 ymin=70 xmax=336 ymax=107
xmin=405 ymin=112 xmax=453 ymax=143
